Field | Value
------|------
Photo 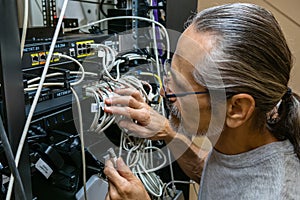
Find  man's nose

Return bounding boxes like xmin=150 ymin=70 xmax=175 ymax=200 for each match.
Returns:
xmin=159 ymin=87 xmax=165 ymax=97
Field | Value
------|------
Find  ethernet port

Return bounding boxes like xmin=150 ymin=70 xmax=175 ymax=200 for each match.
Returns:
xmin=39 ymin=52 xmax=46 ymax=64
xmin=69 ymin=48 xmax=75 ymax=57
xmin=31 ymin=53 xmax=39 ymax=66
xmin=32 ymin=55 xmax=39 ymax=62
xmin=77 ymin=44 xmax=82 ymax=48
xmin=40 ymin=53 xmax=46 ymax=61
xmin=78 ymin=49 xmax=83 ymax=55
xmin=83 ymin=49 xmax=87 ymax=54
xmin=82 ymin=43 xmax=86 ymax=48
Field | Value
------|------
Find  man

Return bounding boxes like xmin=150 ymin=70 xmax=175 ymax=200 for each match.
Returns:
xmin=103 ymin=3 xmax=300 ymax=199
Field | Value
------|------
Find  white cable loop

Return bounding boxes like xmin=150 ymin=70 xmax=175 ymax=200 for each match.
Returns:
xmin=57 ymin=53 xmax=85 ymax=86
xmin=136 ymin=164 xmax=163 ymax=197
xmin=63 ymin=16 xmax=170 ymax=60
xmin=85 ymin=87 xmax=102 ymax=131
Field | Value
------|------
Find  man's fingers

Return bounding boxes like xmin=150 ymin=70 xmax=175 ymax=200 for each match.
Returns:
xmin=118 ymin=121 xmax=155 ymax=138
xmin=116 ymin=158 xmax=137 ymax=181
xmin=104 ymin=106 xmax=150 ymax=124
xmin=105 ymin=95 xmax=142 ymax=109
xmin=104 ymin=159 xmax=127 ymax=189
xmin=114 ymin=88 xmax=144 ymax=102
xmin=104 ymin=106 xmax=132 ymax=119
xmin=107 ymin=181 xmax=117 ymax=200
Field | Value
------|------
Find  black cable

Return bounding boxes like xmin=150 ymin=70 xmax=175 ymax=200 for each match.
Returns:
xmin=100 ymin=0 xmax=109 ymax=18
xmin=263 ymin=0 xmax=300 ymax=28
xmin=0 ymin=115 xmax=27 ymax=200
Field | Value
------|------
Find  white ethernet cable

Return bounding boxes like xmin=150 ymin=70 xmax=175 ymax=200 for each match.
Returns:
xmin=6 ymin=1 xmax=69 ymax=199
xmin=85 ymin=87 xmax=102 ymax=131
xmin=126 ymin=144 xmax=165 ymax=197
xmin=63 ymin=16 xmax=170 ymax=60
xmin=89 ymin=43 xmax=121 ymax=81
xmin=137 ymin=163 xmax=163 ymax=197
xmin=24 ymin=53 xmax=93 ymax=91
xmin=26 ymin=82 xmax=64 ymax=88
xmin=26 ymin=71 xmax=98 ymax=86
xmin=79 ymin=59 xmax=166 ymax=198
xmin=84 ymin=80 xmax=123 ymax=134
xmin=83 ymin=74 xmax=167 ymax=197
xmin=18 ymin=4 xmax=170 ymax=200
xmin=20 ymin=0 xmax=29 ymax=58
xmin=55 ymin=53 xmax=85 ymax=86
xmin=27 ymin=72 xmax=64 ymax=84
xmin=70 ymin=87 xmax=88 ymax=200
xmin=149 ymin=3 xmax=171 ymax=193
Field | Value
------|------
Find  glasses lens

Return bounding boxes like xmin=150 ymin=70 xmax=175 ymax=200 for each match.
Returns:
xmin=163 ymin=59 xmax=172 ymax=95
xmin=163 ymin=59 xmax=171 ymax=78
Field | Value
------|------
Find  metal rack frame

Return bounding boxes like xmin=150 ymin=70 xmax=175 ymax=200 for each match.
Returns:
xmin=0 ymin=1 xmax=32 ymax=199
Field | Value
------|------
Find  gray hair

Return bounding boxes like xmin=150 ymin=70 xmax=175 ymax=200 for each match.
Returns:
xmin=191 ymin=3 xmax=300 ymax=159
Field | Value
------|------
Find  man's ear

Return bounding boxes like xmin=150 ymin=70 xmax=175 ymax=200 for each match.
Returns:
xmin=226 ymin=94 xmax=255 ymax=128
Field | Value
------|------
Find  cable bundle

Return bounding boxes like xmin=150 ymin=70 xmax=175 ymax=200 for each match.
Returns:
xmin=82 ymin=58 xmax=166 ymax=197
xmin=122 ymin=134 xmax=166 ymax=197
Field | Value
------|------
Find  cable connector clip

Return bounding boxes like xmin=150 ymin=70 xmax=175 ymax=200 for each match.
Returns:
xmin=107 ymin=148 xmax=118 ymax=168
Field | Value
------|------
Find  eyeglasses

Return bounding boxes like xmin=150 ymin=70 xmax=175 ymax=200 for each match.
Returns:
xmin=163 ymin=59 xmax=209 ymax=99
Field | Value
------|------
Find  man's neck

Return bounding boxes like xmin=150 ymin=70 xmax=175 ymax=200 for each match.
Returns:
xmin=213 ymin=125 xmax=278 ymax=155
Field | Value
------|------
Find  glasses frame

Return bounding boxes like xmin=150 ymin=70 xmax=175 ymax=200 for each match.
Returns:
xmin=163 ymin=59 xmax=209 ymax=99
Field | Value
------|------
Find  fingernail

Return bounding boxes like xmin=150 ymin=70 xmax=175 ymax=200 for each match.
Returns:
xmin=103 ymin=154 xmax=110 ymax=163
xmin=105 ymin=98 xmax=112 ymax=104
xmin=104 ymin=106 xmax=112 ymax=113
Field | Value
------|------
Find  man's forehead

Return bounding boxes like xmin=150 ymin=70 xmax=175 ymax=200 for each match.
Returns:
xmin=175 ymin=26 xmax=215 ymax=66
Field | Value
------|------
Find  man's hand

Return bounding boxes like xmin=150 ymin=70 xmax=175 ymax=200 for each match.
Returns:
xmin=104 ymin=88 xmax=174 ymax=140
xmin=104 ymin=157 xmax=151 ymax=200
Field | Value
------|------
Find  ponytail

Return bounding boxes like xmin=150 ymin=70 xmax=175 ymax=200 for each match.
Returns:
xmin=267 ymin=91 xmax=300 ymax=160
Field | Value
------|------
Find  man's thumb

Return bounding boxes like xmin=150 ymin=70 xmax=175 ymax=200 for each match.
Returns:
xmin=116 ymin=157 xmax=135 ymax=180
